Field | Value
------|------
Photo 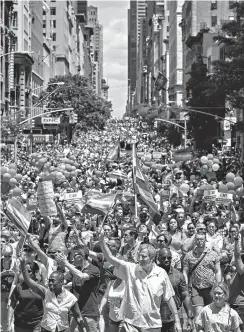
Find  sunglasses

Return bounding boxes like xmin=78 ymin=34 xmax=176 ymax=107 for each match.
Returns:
xmin=24 ymin=248 xmax=34 ymax=253
xmin=157 ymin=239 xmax=166 ymax=243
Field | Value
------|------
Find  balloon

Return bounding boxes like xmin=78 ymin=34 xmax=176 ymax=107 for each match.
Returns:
xmin=226 ymin=182 xmax=235 ymax=190
xmin=144 ymin=161 xmax=152 ymax=167
xmin=205 ymin=184 xmax=214 ymax=190
xmin=213 ymin=158 xmax=220 ymax=164
xmin=212 ymin=164 xmax=220 ymax=172
xmin=15 ymin=174 xmax=22 ymax=182
xmin=3 ymin=173 xmax=11 ymax=182
xmin=190 ymin=175 xmax=195 ymax=181
xmin=95 ymin=171 xmax=103 ymax=177
xmin=39 ymin=158 xmax=47 ymax=165
xmin=207 ymin=154 xmax=213 ymax=160
xmin=201 ymin=156 xmax=208 ymax=164
xmin=219 ymin=184 xmax=229 ymax=193
xmin=203 ymin=165 xmax=208 ymax=170
xmin=12 ymin=187 xmax=21 ymax=196
xmin=226 ymin=172 xmax=235 ymax=183
xmin=180 ymin=183 xmax=190 ymax=194
xmin=59 ymin=164 xmax=66 ymax=170
xmin=8 ymin=168 xmax=17 ymax=177
xmin=8 ymin=163 xmax=17 ymax=169
xmin=142 ymin=165 xmax=149 ymax=173
xmin=9 ymin=178 xmax=17 ymax=187
xmin=236 ymin=187 xmax=244 ymax=197
xmin=234 ymin=177 xmax=243 ymax=187
xmin=1 ymin=167 xmax=9 ymax=175
xmin=70 ymin=171 xmax=76 ymax=177
xmin=207 ymin=160 xmax=213 ymax=167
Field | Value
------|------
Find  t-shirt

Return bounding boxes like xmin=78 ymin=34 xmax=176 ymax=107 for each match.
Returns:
xmin=11 ymin=282 xmax=44 ymax=329
xmin=72 ymin=264 xmax=100 ymax=317
xmin=96 ymin=253 xmax=116 ymax=295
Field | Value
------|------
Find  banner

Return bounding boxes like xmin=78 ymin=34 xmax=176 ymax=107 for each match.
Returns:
xmin=203 ymin=190 xmax=218 ymax=202
xmin=61 ymin=191 xmax=83 ymax=203
xmin=37 ymin=181 xmax=57 ymax=216
xmin=27 ymin=196 xmax=38 ymax=211
xmin=173 ymin=150 xmax=193 ymax=162
xmin=216 ymin=192 xmax=233 ymax=205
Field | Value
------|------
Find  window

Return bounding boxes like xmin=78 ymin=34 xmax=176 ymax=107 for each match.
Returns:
xmin=211 ymin=15 xmax=217 ymax=26
xmin=211 ymin=0 xmax=217 ymax=10
xmin=43 ymin=20 xmax=46 ymax=28
xmin=43 ymin=9 xmax=46 ymax=15
xmin=52 ymin=20 xmax=56 ymax=28
xmin=50 ymin=7 xmax=56 ymax=15
xmin=12 ymin=11 xmax=18 ymax=27
xmin=52 ymin=33 xmax=56 ymax=41
xmin=43 ymin=33 xmax=46 ymax=37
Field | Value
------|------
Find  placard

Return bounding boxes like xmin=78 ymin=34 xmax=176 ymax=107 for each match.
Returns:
xmin=37 ymin=181 xmax=57 ymax=216
xmin=203 ymin=190 xmax=218 ymax=202
xmin=153 ymin=152 xmax=162 ymax=160
xmin=61 ymin=191 xmax=83 ymax=203
xmin=216 ymin=192 xmax=233 ymax=205
xmin=27 ymin=196 xmax=38 ymax=211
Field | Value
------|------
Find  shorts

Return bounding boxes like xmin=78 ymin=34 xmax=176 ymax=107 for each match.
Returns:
xmin=191 ymin=285 xmax=212 ymax=306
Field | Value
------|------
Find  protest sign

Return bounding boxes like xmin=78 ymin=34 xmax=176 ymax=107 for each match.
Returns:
xmin=153 ymin=152 xmax=162 ymax=160
xmin=216 ymin=192 xmax=233 ymax=205
xmin=61 ymin=191 xmax=83 ymax=203
xmin=160 ymin=189 xmax=170 ymax=204
xmin=27 ymin=196 xmax=38 ymax=211
xmin=37 ymin=181 xmax=57 ymax=216
xmin=203 ymin=190 xmax=218 ymax=202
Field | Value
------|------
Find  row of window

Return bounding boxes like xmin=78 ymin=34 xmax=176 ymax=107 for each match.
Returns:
xmin=43 ymin=20 xmax=56 ymax=29
xmin=211 ymin=15 xmax=234 ymax=27
xmin=211 ymin=0 xmax=237 ymax=10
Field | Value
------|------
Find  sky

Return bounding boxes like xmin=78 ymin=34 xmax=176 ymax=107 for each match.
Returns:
xmin=90 ymin=1 xmax=129 ymax=118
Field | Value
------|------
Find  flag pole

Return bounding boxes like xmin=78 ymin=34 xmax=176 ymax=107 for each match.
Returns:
xmin=132 ymin=143 xmax=138 ymax=219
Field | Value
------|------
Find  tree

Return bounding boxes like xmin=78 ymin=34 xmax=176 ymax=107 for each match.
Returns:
xmin=186 ymin=54 xmax=225 ymax=149
xmin=40 ymin=75 xmax=112 ymax=130
xmin=206 ymin=2 xmax=244 ymax=133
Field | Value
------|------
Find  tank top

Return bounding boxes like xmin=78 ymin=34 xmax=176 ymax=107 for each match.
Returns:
xmin=107 ymin=280 xmax=125 ymax=322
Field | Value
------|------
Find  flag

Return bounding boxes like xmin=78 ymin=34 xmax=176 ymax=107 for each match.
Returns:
xmin=132 ymin=144 xmax=161 ymax=225
xmin=108 ymin=170 xmax=128 ymax=180
xmin=82 ymin=193 xmax=116 ymax=215
xmin=6 ymin=198 xmax=31 ymax=236
xmin=106 ymin=139 xmax=120 ymax=162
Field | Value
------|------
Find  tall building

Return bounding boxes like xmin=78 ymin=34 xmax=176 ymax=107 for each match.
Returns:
xmin=30 ymin=1 xmax=44 ymax=104
xmin=181 ymin=0 xmax=236 ymax=104
xmin=87 ymin=5 xmax=103 ymax=95
xmin=11 ymin=0 xmax=34 ymax=118
xmin=48 ymin=0 xmax=79 ymax=76
xmin=128 ymin=0 xmax=146 ymax=108
xmin=0 ymin=0 xmax=15 ymax=116
xmin=168 ymin=0 xmax=184 ymax=107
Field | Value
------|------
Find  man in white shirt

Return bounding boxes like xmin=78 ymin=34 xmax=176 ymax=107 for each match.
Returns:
xmin=99 ymin=235 xmax=182 ymax=332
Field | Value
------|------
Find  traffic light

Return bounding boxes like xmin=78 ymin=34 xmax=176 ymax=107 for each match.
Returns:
xmin=73 ymin=114 xmax=78 ymax=123
xmin=153 ymin=121 xmax=158 ymax=129
xmin=31 ymin=120 xmax=35 ymax=128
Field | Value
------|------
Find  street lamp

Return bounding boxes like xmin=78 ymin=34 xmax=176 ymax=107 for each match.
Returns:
xmin=155 ymin=118 xmax=188 ymax=148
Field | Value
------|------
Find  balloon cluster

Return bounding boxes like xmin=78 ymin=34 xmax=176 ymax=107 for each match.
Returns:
xmin=30 ymin=153 xmax=80 ymax=187
xmin=1 ymin=164 xmax=22 ymax=196
xmin=219 ymin=172 xmax=243 ymax=200
xmin=200 ymin=154 xmax=220 ymax=172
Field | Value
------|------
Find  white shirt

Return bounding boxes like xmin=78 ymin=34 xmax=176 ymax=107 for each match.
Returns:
xmin=41 ymin=288 xmax=77 ymax=332
xmin=114 ymin=262 xmax=175 ymax=328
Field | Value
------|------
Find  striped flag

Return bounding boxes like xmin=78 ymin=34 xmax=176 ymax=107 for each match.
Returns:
xmin=6 ymin=198 xmax=31 ymax=236
xmin=108 ymin=170 xmax=128 ymax=180
xmin=106 ymin=139 xmax=120 ymax=162
xmin=82 ymin=193 xmax=116 ymax=215
xmin=132 ymin=144 xmax=161 ymax=225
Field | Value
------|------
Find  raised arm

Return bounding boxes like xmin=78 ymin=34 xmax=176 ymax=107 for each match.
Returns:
xmin=19 ymin=255 xmax=46 ymax=300
xmin=99 ymin=234 xmax=122 ymax=269
xmin=28 ymin=234 xmax=49 ymax=267
xmin=234 ymin=233 xmax=244 ymax=275
xmin=56 ymin=203 xmax=68 ymax=230
xmin=55 ymin=253 xmax=90 ymax=281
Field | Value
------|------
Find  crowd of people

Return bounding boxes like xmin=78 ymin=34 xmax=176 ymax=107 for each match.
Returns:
xmin=1 ymin=117 xmax=244 ymax=332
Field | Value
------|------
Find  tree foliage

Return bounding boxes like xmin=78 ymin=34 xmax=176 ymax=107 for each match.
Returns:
xmin=40 ymin=75 xmax=112 ymax=130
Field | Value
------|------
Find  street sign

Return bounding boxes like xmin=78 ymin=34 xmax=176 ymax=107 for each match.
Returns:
xmin=41 ymin=117 xmax=60 ymax=124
